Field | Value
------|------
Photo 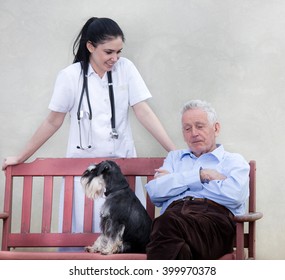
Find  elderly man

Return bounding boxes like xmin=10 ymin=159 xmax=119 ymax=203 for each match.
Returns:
xmin=145 ymin=100 xmax=249 ymax=260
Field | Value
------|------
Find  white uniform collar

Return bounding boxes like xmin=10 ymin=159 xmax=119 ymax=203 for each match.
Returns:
xmin=86 ymin=62 xmax=118 ymax=78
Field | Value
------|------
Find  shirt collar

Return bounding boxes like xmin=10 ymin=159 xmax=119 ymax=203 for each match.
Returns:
xmin=87 ymin=63 xmax=118 ymax=77
xmin=180 ymin=144 xmax=224 ymax=161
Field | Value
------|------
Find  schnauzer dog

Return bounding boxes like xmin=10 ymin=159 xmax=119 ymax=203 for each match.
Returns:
xmin=81 ymin=160 xmax=152 ymax=255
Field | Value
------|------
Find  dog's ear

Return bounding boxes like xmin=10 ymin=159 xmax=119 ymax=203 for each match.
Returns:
xmin=97 ymin=161 xmax=112 ymax=175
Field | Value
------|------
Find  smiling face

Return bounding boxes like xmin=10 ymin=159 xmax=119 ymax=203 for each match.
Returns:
xmin=182 ymin=108 xmax=220 ymax=157
xmin=86 ymin=36 xmax=123 ymax=78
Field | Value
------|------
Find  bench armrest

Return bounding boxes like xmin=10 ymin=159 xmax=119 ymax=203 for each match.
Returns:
xmin=233 ymin=212 xmax=263 ymax=223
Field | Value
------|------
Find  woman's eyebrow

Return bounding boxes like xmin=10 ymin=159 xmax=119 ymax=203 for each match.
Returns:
xmin=104 ymin=48 xmax=123 ymax=52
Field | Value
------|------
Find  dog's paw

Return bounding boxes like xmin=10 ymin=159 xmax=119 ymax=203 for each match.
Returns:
xmin=84 ymin=246 xmax=95 ymax=253
xmin=85 ymin=246 xmax=99 ymax=253
xmin=85 ymin=235 xmax=106 ymax=253
xmin=101 ymin=247 xmax=120 ymax=255
xmin=100 ymin=242 xmax=123 ymax=255
xmin=100 ymin=249 xmax=112 ymax=255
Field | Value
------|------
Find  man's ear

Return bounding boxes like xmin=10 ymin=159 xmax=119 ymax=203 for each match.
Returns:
xmin=214 ymin=122 xmax=221 ymax=136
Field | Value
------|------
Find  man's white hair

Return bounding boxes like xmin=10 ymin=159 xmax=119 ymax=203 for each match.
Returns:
xmin=181 ymin=99 xmax=218 ymax=124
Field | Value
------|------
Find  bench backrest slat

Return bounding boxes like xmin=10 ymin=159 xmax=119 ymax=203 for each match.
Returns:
xmin=249 ymin=160 xmax=256 ymax=212
xmin=42 ymin=176 xmax=53 ymax=233
xmin=21 ymin=176 xmax=33 ymax=233
xmin=84 ymin=197 xmax=94 ymax=233
xmin=62 ymin=176 xmax=74 ymax=233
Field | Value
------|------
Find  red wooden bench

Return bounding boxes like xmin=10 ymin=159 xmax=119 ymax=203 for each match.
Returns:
xmin=0 ymin=158 xmax=262 ymax=260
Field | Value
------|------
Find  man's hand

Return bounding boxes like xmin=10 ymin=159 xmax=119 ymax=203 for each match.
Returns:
xmin=154 ymin=169 xmax=170 ymax=178
xmin=200 ymin=169 xmax=227 ymax=183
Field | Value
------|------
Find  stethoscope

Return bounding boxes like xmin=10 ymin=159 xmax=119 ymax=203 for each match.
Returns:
xmin=76 ymin=71 xmax=118 ymax=150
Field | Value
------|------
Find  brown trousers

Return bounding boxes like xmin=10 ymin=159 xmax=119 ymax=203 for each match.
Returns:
xmin=146 ymin=199 xmax=235 ymax=260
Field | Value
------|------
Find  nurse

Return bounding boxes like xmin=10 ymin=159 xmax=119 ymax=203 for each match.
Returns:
xmin=2 ymin=17 xmax=176 ymax=235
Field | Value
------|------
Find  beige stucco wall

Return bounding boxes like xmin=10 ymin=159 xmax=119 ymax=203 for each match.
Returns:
xmin=1 ymin=0 xmax=284 ymax=259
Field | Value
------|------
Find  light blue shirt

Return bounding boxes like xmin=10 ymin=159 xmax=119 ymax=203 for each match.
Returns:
xmin=145 ymin=145 xmax=249 ymax=216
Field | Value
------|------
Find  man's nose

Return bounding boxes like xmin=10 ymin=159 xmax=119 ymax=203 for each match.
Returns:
xmin=191 ymin=127 xmax=199 ymax=136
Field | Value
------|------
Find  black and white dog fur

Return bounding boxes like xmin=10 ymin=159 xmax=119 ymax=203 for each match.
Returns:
xmin=81 ymin=160 xmax=152 ymax=255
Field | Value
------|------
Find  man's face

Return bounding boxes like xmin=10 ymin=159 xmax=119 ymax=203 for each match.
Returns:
xmin=182 ymin=108 xmax=220 ymax=157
